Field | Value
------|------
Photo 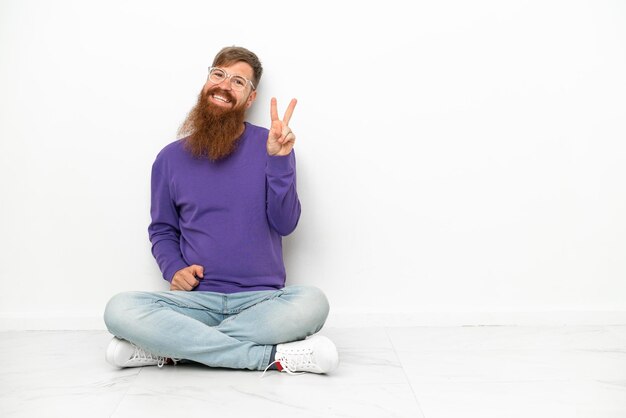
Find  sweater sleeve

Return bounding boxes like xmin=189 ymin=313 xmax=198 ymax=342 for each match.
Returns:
xmin=147 ymin=156 xmax=188 ymax=282
xmin=265 ymin=151 xmax=302 ymax=236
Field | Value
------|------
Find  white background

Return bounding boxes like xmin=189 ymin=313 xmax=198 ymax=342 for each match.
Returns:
xmin=1 ymin=0 xmax=625 ymax=329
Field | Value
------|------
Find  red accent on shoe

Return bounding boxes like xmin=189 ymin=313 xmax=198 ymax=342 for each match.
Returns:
xmin=275 ymin=361 xmax=284 ymax=371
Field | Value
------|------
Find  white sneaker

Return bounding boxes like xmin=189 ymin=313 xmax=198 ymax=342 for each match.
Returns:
xmin=266 ymin=335 xmax=339 ymax=375
xmin=105 ymin=337 xmax=176 ymax=368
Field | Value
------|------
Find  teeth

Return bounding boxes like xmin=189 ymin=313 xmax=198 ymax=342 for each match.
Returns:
xmin=213 ymin=95 xmax=230 ymax=103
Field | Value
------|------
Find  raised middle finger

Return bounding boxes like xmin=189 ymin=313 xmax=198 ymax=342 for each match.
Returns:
xmin=282 ymin=98 xmax=297 ymax=125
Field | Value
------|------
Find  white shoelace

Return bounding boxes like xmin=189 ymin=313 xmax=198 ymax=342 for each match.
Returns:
xmin=130 ymin=345 xmax=178 ymax=368
xmin=260 ymin=350 xmax=314 ymax=378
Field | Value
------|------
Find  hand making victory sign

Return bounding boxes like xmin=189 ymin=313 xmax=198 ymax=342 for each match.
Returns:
xmin=267 ymin=97 xmax=297 ymax=156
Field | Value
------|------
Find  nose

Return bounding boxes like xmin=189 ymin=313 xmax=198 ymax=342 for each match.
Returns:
xmin=217 ymin=76 xmax=233 ymax=90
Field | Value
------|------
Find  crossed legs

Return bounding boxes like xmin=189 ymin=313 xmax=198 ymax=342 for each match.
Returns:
xmin=103 ymin=285 xmax=330 ymax=371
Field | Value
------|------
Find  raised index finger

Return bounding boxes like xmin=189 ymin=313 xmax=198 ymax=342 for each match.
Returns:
xmin=282 ymin=98 xmax=297 ymax=125
xmin=270 ymin=97 xmax=279 ymax=121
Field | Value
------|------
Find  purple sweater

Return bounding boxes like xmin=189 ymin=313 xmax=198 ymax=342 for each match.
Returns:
xmin=148 ymin=122 xmax=301 ymax=293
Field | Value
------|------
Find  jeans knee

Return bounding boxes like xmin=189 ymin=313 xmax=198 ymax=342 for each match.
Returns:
xmin=290 ymin=285 xmax=330 ymax=332
xmin=310 ymin=286 xmax=330 ymax=325
xmin=103 ymin=291 xmax=140 ymax=335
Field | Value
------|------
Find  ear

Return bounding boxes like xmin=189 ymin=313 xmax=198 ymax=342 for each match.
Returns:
xmin=245 ymin=89 xmax=257 ymax=109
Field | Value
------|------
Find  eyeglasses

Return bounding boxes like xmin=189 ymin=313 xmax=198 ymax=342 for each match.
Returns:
xmin=207 ymin=67 xmax=256 ymax=91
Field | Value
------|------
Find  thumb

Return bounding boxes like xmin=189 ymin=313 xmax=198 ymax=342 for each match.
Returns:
xmin=192 ymin=264 xmax=204 ymax=278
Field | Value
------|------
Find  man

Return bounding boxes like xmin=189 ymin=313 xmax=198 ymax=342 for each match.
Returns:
xmin=103 ymin=46 xmax=338 ymax=375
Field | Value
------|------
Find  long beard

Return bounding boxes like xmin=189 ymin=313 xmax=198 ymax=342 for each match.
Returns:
xmin=178 ymin=88 xmax=247 ymax=161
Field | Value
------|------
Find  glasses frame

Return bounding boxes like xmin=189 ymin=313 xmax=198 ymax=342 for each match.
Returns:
xmin=207 ymin=66 xmax=256 ymax=91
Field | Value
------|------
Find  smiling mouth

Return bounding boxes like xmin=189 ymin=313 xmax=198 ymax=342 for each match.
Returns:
xmin=211 ymin=94 xmax=231 ymax=104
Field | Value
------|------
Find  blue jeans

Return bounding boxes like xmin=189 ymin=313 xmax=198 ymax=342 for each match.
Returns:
xmin=103 ymin=285 xmax=330 ymax=371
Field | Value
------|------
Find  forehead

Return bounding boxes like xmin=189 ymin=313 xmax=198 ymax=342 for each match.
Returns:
xmin=217 ymin=61 xmax=254 ymax=79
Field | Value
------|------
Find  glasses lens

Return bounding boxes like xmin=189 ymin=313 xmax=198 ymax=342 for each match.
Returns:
xmin=209 ymin=68 xmax=225 ymax=83
xmin=230 ymin=76 xmax=247 ymax=91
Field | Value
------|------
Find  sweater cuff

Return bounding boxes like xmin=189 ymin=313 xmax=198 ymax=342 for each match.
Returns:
xmin=266 ymin=153 xmax=294 ymax=175
xmin=164 ymin=260 xmax=189 ymax=283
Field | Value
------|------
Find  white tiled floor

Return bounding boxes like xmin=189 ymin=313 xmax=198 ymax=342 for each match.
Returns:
xmin=1 ymin=326 xmax=625 ymax=417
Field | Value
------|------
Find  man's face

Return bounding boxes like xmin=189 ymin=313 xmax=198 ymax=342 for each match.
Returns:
xmin=202 ymin=61 xmax=257 ymax=111
xmin=178 ymin=61 xmax=258 ymax=160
